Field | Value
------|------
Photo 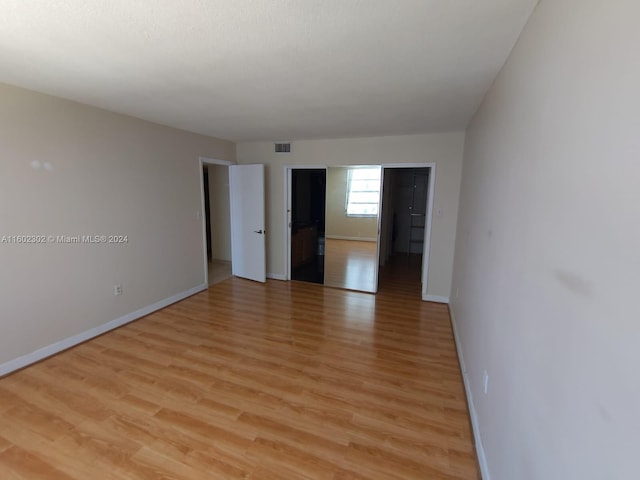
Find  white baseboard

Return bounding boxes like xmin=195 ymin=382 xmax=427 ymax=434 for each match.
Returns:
xmin=449 ymin=305 xmax=490 ymax=480
xmin=423 ymin=294 xmax=450 ymax=303
xmin=324 ymin=235 xmax=377 ymax=242
xmin=267 ymin=272 xmax=287 ymax=281
xmin=0 ymin=283 xmax=207 ymax=377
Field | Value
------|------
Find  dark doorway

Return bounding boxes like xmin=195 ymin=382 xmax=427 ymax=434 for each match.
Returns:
xmin=378 ymin=167 xmax=430 ymax=293
xmin=291 ymin=169 xmax=326 ymax=284
xmin=203 ymin=167 xmax=212 ymax=261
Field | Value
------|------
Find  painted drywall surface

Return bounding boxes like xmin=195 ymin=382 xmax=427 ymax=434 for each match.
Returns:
xmin=0 ymin=82 xmax=234 ymax=365
xmin=208 ymin=165 xmax=232 ymax=261
xmin=325 ymin=166 xmax=378 ymax=240
xmin=450 ymin=1 xmax=640 ymax=479
xmin=236 ymin=132 xmax=464 ymax=299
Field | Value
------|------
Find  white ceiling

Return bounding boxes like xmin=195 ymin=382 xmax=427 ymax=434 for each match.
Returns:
xmin=0 ymin=0 xmax=537 ymax=141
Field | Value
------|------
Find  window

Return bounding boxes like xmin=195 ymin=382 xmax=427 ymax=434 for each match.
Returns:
xmin=346 ymin=167 xmax=381 ymax=217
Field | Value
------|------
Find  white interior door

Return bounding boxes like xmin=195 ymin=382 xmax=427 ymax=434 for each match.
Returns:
xmin=229 ymin=164 xmax=266 ymax=282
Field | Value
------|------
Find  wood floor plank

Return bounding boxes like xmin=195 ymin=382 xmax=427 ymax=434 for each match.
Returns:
xmin=0 ymin=446 xmax=76 ymax=480
xmin=0 ymin=435 xmax=12 ymax=454
xmin=0 ymin=255 xmax=478 ymax=479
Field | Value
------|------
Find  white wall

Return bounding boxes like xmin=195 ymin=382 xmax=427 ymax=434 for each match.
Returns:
xmin=450 ymin=1 xmax=640 ymax=479
xmin=0 ymin=82 xmax=234 ymax=368
xmin=208 ymin=164 xmax=232 ymax=262
xmin=237 ymin=132 xmax=464 ymax=299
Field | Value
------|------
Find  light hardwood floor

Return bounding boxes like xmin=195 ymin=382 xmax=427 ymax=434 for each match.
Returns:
xmin=0 ymin=262 xmax=478 ymax=479
xmin=324 ymin=239 xmax=378 ymax=292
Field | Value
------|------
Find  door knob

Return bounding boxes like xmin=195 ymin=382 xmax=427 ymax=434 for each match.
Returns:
xmin=254 ymin=229 xmax=264 ymax=234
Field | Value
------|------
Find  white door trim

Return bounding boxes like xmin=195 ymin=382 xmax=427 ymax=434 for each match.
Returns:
xmin=381 ymin=163 xmax=436 ymax=301
xmin=373 ymin=167 xmax=384 ymax=294
xmin=283 ymin=162 xmax=435 ymax=301
xmin=198 ymin=156 xmax=234 ymax=286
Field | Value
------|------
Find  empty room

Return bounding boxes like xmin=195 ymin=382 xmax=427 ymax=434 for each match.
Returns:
xmin=0 ymin=1 xmax=637 ymax=479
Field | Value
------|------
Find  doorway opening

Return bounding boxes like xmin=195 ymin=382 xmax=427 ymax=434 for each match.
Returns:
xmin=378 ymin=166 xmax=433 ymax=298
xmin=199 ymin=157 xmax=233 ymax=287
xmin=289 ymin=168 xmax=326 ymax=285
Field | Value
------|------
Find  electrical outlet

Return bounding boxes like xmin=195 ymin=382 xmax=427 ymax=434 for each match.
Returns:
xmin=483 ymin=370 xmax=489 ymax=395
xmin=114 ymin=284 xmax=123 ymax=296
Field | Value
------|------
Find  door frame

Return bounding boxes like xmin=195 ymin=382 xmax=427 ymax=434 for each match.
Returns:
xmin=283 ymin=163 xmax=436 ymax=301
xmin=199 ymin=156 xmax=234 ymax=286
xmin=380 ymin=163 xmax=436 ymax=301
xmin=284 ymin=165 xmax=328 ymax=281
